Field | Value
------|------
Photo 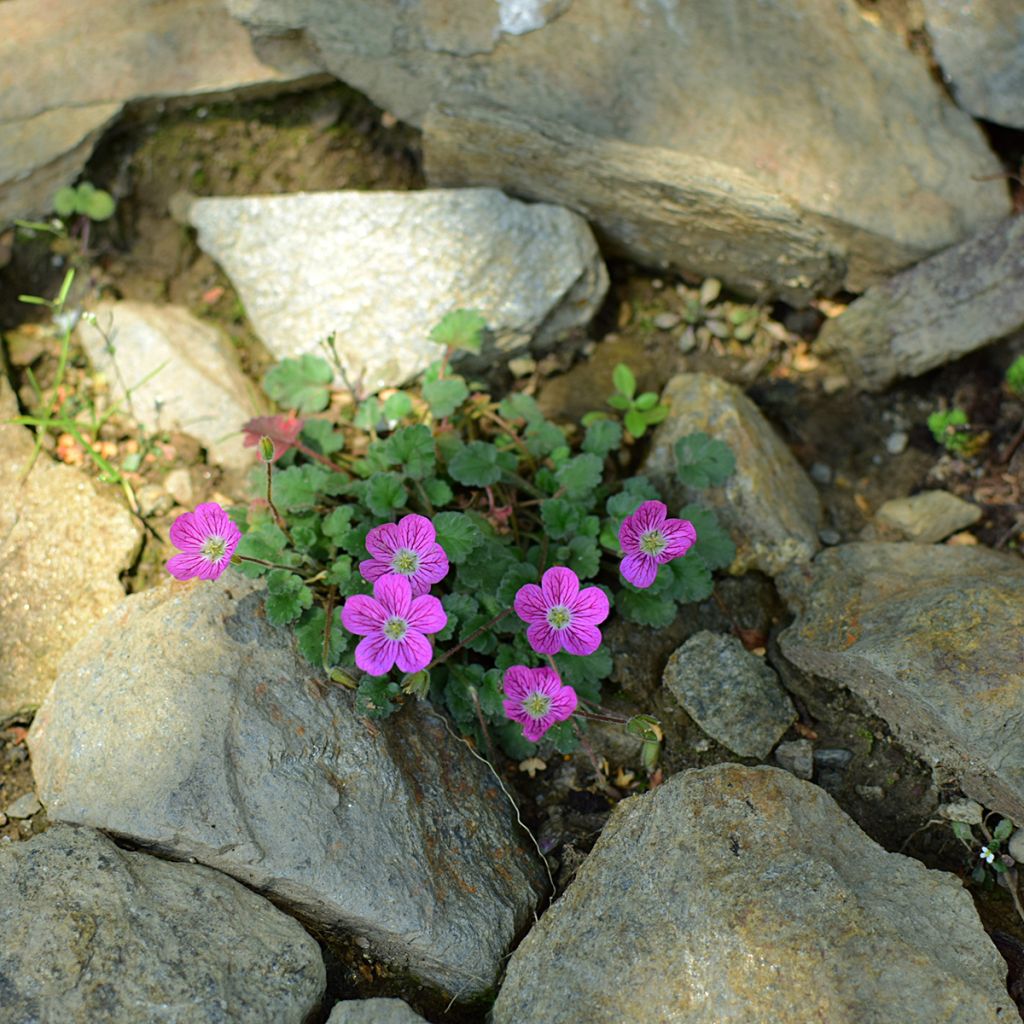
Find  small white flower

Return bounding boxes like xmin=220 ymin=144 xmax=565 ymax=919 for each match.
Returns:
xmin=981 ymin=846 xmax=996 ymax=865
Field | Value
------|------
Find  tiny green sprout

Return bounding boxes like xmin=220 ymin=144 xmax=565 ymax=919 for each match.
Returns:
xmin=1006 ymin=355 xmax=1024 ymax=397
xmin=53 ymin=181 xmax=116 ymax=222
xmin=607 ymin=363 xmax=670 ymax=438
xmin=927 ymin=407 xmax=971 ymax=454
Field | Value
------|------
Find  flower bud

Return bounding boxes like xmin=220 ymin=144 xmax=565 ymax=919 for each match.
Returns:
xmin=258 ymin=435 xmax=275 ymax=463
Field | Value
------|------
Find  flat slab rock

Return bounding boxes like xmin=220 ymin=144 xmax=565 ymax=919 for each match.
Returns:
xmin=778 ymin=543 xmax=1024 ymax=820
xmin=187 ymin=188 xmax=607 ymax=394
xmin=0 ymin=377 xmax=141 ymax=721
xmin=869 ymin=490 xmax=982 ymax=544
xmin=28 ymin=575 xmax=546 ymax=1001
xmin=643 ymin=373 xmax=821 ymax=577
xmin=492 ymin=764 xmax=1013 ymax=1024
xmin=0 ymin=824 xmax=325 ymax=1023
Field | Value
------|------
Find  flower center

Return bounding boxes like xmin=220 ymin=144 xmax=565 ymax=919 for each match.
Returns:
xmin=383 ymin=616 xmax=408 ymax=641
xmin=639 ymin=529 xmax=668 ymax=557
xmin=546 ymin=605 xmax=572 ymax=631
xmin=200 ymin=535 xmax=228 ymax=563
xmin=521 ymin=692 xmax=552 ymax=721
xmin=391 ymin=548 xmax=420 ymax=575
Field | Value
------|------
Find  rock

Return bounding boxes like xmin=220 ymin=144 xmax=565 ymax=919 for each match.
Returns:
xmin=164 ymin=467 xmax=195 ymax=507
xmin=885 ymin=430 xmax=909 ymax=455
xmin=187 ymin=188 xmax=607 ymax=394
xmin=939 ymin=799 xmax=985 ymax=827
xmin=492 ymin=764 xmax=1012 ymax=1024
xmin=923 ymin=0 xmax=1024 ymax=129
xmin=817 ymin=216 xmax=1024 ymax=391
xmin=0 ymin=377 xmax=142 ymax=721
xmin=1009 ymin=829 xmax=1024 ymax=864
xmin=810 ymin=462 xmax=832 ymax=484
xmin=774 ymin=739 xmax=814 ymax=780
xmin=0 ymin=0 xmax=325 ymax=224
xmin=0 ymin=824 xmax=325 ymax=1022
xmin=872 ymin=490 xmax=982 ymax=543
xmin=814 ymin=747 xmax=854 ymax=770
xmin=76 ymin=302 xmax=260 ymax=475
xmin=778 ymin=543 xmax=1024 ymax=821
xmin=327 ymin=999 xmax=426 ymax=1023
xmin=28 ymin=575 xmax=546 ymax=1001
xmin=5 ymin=792 xmax=41 ymax=819
xmin=230 ymin=0 xmax=1010 ymax=297
xmin=663 ymin=632 xmax=796 ymax=759
xmin=644 ymin=373 xmax=822 ymax=576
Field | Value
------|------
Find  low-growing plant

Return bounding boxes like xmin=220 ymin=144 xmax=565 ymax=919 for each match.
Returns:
xmin=166 ymin=311 xmax=737 ymax=763
xmin=927 ymin=407 xmax=972 ymax=455
xmin=603 ymin=362 xmax=669 ymax=439
xmin=52 ymin=181 xmax=116 ymax=223
xmin=1006 ymin=354 xmax=1024 ymax=397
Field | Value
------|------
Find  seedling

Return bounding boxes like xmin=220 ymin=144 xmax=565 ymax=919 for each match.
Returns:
xmin=606 ymin=363 xmax=669 ymax=438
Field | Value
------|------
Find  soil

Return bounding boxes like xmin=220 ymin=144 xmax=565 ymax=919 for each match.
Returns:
xmin=1 ymin=79 xmax=1023 ymax=1016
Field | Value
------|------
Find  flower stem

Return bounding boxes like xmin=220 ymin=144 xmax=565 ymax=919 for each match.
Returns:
xmin=265 ymin=461 xmax=292 ymax=541
xmin=425 ymin=607 xmax=512 ymax=672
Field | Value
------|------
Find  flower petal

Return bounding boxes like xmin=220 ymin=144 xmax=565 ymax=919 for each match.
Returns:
xmin=660 ymin=518 xmax=698 ymax=560
xmin=569 ymin=585 xmax=610 ymax=626
xmin=521 ymin=716 xmax=554 ymax=743
xmin=414 ymin=543 xmax=449 ymax=586
xmin=541 ymin=566 xmax=580 ymax=607
xmin=365 ymin=522 xmax=401 ymax=561
xmin=396 ymin=513 xmax=436 ymax=553
xmin=355 ymin=634 xmax=399 ymax=676
xmin=620 ymin=553 xmax=659 ymax=589
xmin=341 ymin=594 xmax=388 ymax=636
xmin=406 ymin=594 xmax=447 ymax=635
xmin=502 ymin=665 xmax=538 ymax=702
xmin=514 ymin=583 xmax=547 ymax=625
xmin=526 ymin=621 xmax=562 ymax=655
xmin=166 ymin=552 xmax=206 ymax=580
xmin=561 ymin=622 xmax=602 ymax=656
xmin=169 ymin=510 xmax=204 ymax=551
xmin=359 ymin=557 xmax=391 ymax=584
xmin=548 ymin=684 xmax=579 ymax=722
xmin=395 ymin=630 xmax=433 ymax=673
xmin=373 ymin=575 xmax=412 ymax=617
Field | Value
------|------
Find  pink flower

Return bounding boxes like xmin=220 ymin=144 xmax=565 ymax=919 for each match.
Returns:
xmin=514 ymin=566 xmax=609 ymax=656
xmin=242 ymin=414 xmax=304 ymax=462
xmin=618 ymin=500 xmax=696 ymax=589
xmin=167 ymin=502 xmax=242 ymax=581
xmin=503 ymin=665 xmax=578 ymax=742
xmin=360 ymin=514 xmax=449 ymax=597
xmin=341 ymin=575 xmax=447 ymax=676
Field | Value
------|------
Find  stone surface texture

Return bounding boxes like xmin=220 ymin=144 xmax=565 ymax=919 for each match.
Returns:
xmin=187 ymin=188 xmax=607 ymax=393
xmin=0 ymin=824 xmax=325 ymax=1023
xmin=0 ymin=377 xmax=142 ymax=721
xmin=492 ymin=764 xmax=1012 ymax=1023
xmin=663 ymin=632 xmax=796 ymax=759
xmin=327 ymin=999 xmax=427 ymax=1023
xmin=924 ymin=0 xmax=1024 ymax=129
xmin=76 ymin=301 xmax=260 ymax=474
xmin=871 ymin=490 xmax=982 ymax=543
xmin=817 ymin=215 xmax=1024 ymax=391
xmin=28 ymin=575 xmax=546 ymax=1000
xmin=778 ymin=543 xmax=1024 ymax=820
xmin=229 ymin=0 xmax=1009 ymax=295
xmin=643 ymin=373 xmax=821 ymax=576
xmin=0 ymin=0 xmax=324 ymax=224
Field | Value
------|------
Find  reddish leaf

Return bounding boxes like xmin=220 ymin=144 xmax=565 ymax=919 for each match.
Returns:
xmin=242 ymin=414 xmax=304 ymax=462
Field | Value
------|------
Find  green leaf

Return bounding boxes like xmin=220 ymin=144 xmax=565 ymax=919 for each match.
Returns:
xmin=80 ymin=187 xmax=115 ymax=221
xmin=524 ymin=420 xmax=565 ymax=457
xmin=356 ymin=677 xmax=401 ymax=718
xmin=295 ymin=606 xmax=348 ymax=667
xmin=423 ymin=376 xmax=469 ymax=418
xmin=422 ymin=477 xmax=453 ymax=506
xmin=273 ymin=464 xmax=328 ymax=509
xmin=497 ymin=563 xmax=538 ymax=606
xmin=429 ymin=309 xmax=488 ymax=353
xmin=234 ymin=523 xmax=294 ymax=577
xmin=612 ymin=363 xmax=636 ymax=399
xmin=498 ymin=392 xmax=543 ymax=424
xmin=541 ymin=498 xmax=582 ymax=540
xmin=448 ymin=441 xmax=503 ymax=487
xmin=665 ymin=554 xmax=714 ymax=604
xmin=434 ymin=511 xmax=483 ymax=563
xmin=437 ymin=592 xmax=479 ymax=642
xmin=300 ymin=418 xmax=345 ymax=455
xmin=353 ymin=397 xmax=381 ymax=431
xmin=643 ymin=404 xmax=669 ymax=426
xmin=950 ymin=820 xmax=973 ymax=842
xmin=617 ymin=587 xmax=678 ymax=628
xmin=457 ymin=538 xmax=518 ymax=591
xmin=383 ymin=425 xmax=435 ymax=480
xmin=994 ymin=818 xmax=1014 ymax=842
xmin=582 ymin=419 xmax=623 ymax=457
xmin=366 ymin=473 xmax=408 ymax=517
xmin=634 ymin=392 xmax=659 ymax=412
xmin=322 ymin=506 xmax=354 ymax=545
xmin=494 ymin=719 xmax=538 ymax=759
xmin=678 ymin=503 xmax=736 ymax=570
xmin=546 ymin=720 xmax=580 ymax=754
xmin=263 ymin=355 xmax=333 ymax=413
xmin=564 ymin=535 xmax=600 ymax=579
xmin=555 ymin=453 xmax=603 ymax=499
xmin=264 ymin=570 xmax=313 ymax=626
xmin=53 ymin=185 xmax=78 ymax=218
xmin=553 ymin=647 xmax=611 ymax=703
xmin=607 ymin=394 xmax=632 ymax=411
xmin=382 ymin=391 xmax=413 ymax=421
xmin=624 ymin=409 xmax=647 ymax=437
xmin=674 ymin=432 xmax=736 ymax=487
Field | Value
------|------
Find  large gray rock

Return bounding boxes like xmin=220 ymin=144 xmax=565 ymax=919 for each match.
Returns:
xmin=187 ymin=188 xmax=607 ymax=393
xmin=924 ymin=0 xmax=1024 ymax=129
xmin=0 ymin=824 xmax=325 ymax=1023
xmin=76 ymin=301 xmax=260 ymax=474
xmin=0 ymin=377 xmax=142 ymax=721
xmin=778 ymin=543 xmax=1024 ymax=821
xmin=28 ymin=575 xmax=546 ymax=1001
xmin=663 ymin=631 xmax=796 ymax=759
xmin=818 ymin=215 xmax=1024 ymax=391
xmin=643 ymin=373 xmax=822 ymax=576
xmin=492 ymin=764 xmax=1012 ymax=1024
xmin=0 ymin=0 xmax=324 ymax=225
xmin=230 ymin=0 xmax=1010 ymax=296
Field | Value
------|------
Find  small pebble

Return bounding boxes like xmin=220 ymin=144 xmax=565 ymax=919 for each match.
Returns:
xmin=507 ymin=356 xmax=537 ymax=378
xmin=6 ymin=792 xmax=41 ymax=819
xmin=818 ymin=528 xmax=841 ymax=546
xmin=938 ymin=798 xmax=984 ymax=826
xmin=810 ymin=462 xmax=832 ymax=484
xmin=0 ymin=812 xmax=7 ymax=827
xmin=813 ymin=748 xmax=853 ymax=770
xmin=822 ymin=374 xmax=849 ymax=395
xmin=678 ymin=327 xmax=698 ymax=354
xmin=692 ymin=737 xmax=712 ymax=753
xmin=653 ymin=311 xmax=681 ymax=330
xmin=774 ymin=739 xmax=813 ymax=780
xmin=855 ymin=784 xmax=884 ymax=802
xmin=885 ymin=431 xmax=909 ymax=455
xmin=163 ymin=468 xmax=194 ymax=507
xmin=136 ymin=483 xmax=174 ymax=518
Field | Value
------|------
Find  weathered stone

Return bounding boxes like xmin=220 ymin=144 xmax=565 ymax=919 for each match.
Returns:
xmin=4 ymin=792 xmax=41 ymax=820
xmin=0 ymin=378 xmax=142 ymax=721
xmin=774 ymin=739 xmax=814 ymax=780
xmin=644 ymin=373 xmax=821 ymax=576
xmin=0 ymin=0 xmax=325 ymax=224
xmin=327 ymin=999 xmax=427 ymax=1024
xmin=778 ymin=543 xmax=1024 ymax=820
xmin=492 ymin=764 xmax=1012 ymax=1023
xmin=817 ymin=216 xmax=1024 ymax=391
xmin=76 ymin=302 xmax=260 ymax=474
xmin=0 ymin=824 xmax=325 ymax=1023
xmin=187 ymin=188 xmax=607 ymax=394
xmin=924 ymin=0 xmax=1024 ymax=129
xmin=871 ymin=490 xmax=982 ymax=543
xmin=939 ymin=799 xmax=984 ymax=827
xmin=28 ymin=575 xmax=545 ymax=1001
xmin=230 ymin=0 xmax=1010 ymax=295
xmin=663 ymin=632 xmax=795 ymax=759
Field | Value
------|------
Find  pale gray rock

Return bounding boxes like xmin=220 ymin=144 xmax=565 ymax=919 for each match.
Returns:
xmin=871 ymin=490 xmax=982 ymax=543
xmin=0 ymin=377 xmax=142 ymax=721
xmin=778 ymin=543 xmax=1024 ymax=821
xmin=924 ymin=0 xmax=1024 ymax=129
xmin=818 ymin=216 xmax=1024 ymax=391
xmin=774 ymin=739 xmax=814 ymax=780
xmin=644 ymin=373 xmax=822 ymax=576
xmin=230 ymin=0 xmax=1010 ymax=295
xmin=1009 ymin=828 xmax=1024 ymax=863
xmin=5 ymin=792 xmax=41 ymax=820
xmin=0 ymin=0 xmax=324 ymax=224
xmin=187 ymin=188 xmax=607 ymax=393
xmin=0 ymin=824 xmax=325 ymax=1023
xmin=663 ymin=632 xmax=796 ymax=759
xmin=939 ymin=799 xmax=984 ymax=827
xmin=492 ymin=764 xmax=1012 ymax=1024
xmin=28 ymin=575 xmax=546 ymax=1001
xmin=76 ymin=302 xmax=260 ymax=474
xmin=327 ymin=998 xmax=426 ymax=1023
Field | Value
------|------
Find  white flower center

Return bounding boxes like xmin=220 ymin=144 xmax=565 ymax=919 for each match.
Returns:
xmin=522 ymin=693 xmax=552 ymax=720
xmin=546 ymin=605 xmax=572 ymax=630
xmin=639 ymin=529 xmax=667 ymax=557
xmin=200 ymin=535 xmax=227 ymax=563
xmin=383 ymin=616 xmax=408 ymax=641
xmin=391 ymin=548 xmax=420 ymax=575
